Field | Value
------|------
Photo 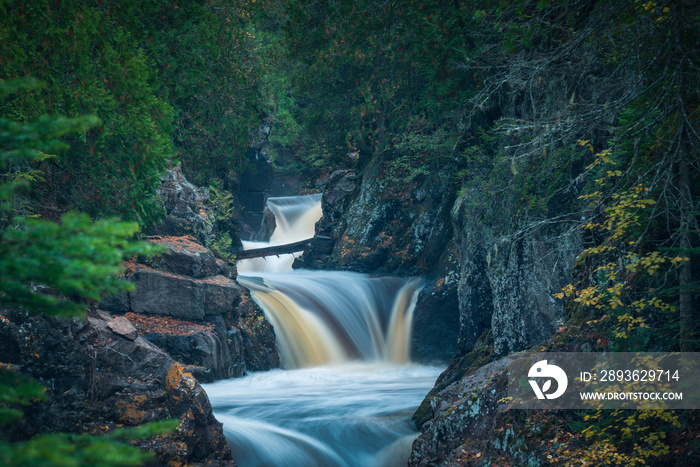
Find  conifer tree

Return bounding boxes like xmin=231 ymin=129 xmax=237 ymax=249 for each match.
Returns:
xmin=0 ymin=79 xmax=174 ymax=466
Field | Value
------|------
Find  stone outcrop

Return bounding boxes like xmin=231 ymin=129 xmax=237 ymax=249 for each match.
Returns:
xmin=101 ymin=235 xmax=279 ymax=381
xmin=0 ymin=307 xmax=234 ymax=465
xmin=304 ymin=159 xmax=580 ymax=363
xmin=152 ymin=164 xmax=215 ymax=246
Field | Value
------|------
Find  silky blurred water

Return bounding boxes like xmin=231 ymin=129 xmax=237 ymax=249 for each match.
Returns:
xmin=204 ymin=363 xmax=443 ymax=467
xmin=204 ymin=194 xmax=442 ymax=466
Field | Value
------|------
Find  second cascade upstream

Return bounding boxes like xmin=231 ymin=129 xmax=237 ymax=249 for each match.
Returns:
xmin=203 ymin=194 xmax=443 ymax=467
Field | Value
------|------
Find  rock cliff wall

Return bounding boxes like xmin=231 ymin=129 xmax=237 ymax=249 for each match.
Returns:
xmin=296 ymin=152 xmax=579 ymax=363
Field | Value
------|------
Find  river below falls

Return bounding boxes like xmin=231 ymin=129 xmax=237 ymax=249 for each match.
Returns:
xmin=204 ymin=363 xmax=442 ymax=466
xmin=202 ymin=194 xmax=444 ymax=466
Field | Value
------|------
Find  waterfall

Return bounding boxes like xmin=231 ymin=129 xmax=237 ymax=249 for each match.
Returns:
xmin=237 ymin=194 xmax=322 ymax=273
xmin=239 ymin=272 xmax=422 ymax=368
xmin=237 ymin=194 xmax=421 ymax=367
xmin=204 ymin=194 xmax=442 ymax=467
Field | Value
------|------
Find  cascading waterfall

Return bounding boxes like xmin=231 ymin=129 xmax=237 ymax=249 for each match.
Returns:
xmin=239 ymin=272 xmax=422 ymax=368
xmin=238 ymin=194 xmax=322 ymax=273
xmin=203 ymin=194 xmax=442 ymax=467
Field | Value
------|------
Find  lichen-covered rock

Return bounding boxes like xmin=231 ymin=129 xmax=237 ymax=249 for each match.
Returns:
xmin=0 ymin=308 xmax=235 ymax=465
xmin=409 ymin=355 xmax=539 ymax=467
xmin=408 ymin=348 xmax=546 ymax=467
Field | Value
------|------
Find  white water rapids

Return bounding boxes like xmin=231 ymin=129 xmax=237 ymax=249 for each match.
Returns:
xmin=203 ymin=194 xmax=443 ymax=466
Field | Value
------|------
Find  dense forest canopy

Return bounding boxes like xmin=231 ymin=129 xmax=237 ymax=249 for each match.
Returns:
xmin=1 ymin=0 xmax=699 ymax=465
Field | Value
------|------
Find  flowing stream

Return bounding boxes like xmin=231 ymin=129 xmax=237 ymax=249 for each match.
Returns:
xmin=203 ymin=194 xmax=442 ymax=467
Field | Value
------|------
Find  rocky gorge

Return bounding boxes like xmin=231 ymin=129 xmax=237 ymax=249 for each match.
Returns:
xmin=2 ymin=142 xmax=697 ymax=466
xmin=2 ymin=1 xmax=698 ymax=465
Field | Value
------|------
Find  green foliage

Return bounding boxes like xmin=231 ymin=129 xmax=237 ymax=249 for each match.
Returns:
xmin=205 ymin=178 xmax=236 ymax=261
xmin=0 ymin=0 xmax=270 ymax=218
xmin=281 ymin=0 xmax=583 ymax=185
xmin=0 ymin=368 xmax=46 ymax=426
xmin=0 ymin=1 xmax=175 ymax=225
xmin=552 ymin=409 xmax=681 ymax=466
xmin=207 ymin=231 xmax=234 ymax=262
xmin=0 ymin=420 xmax=178 ymax=467
xmin=206 ymin=178 xmax=235 ymax=223
xmin=1 ymin=80 xmax=161 ymax=316
xmin=557 ymin=143 xmax=691 ymax=350
xmin=142 ymin=0 xmax=264 ymax=183
xmin=0 ymin=80 xmax=172 ymax=464
xmin=0 ymin=212 xmax=160 ymax=316
xmin=247 ymin=11 xmax=303 ymax=169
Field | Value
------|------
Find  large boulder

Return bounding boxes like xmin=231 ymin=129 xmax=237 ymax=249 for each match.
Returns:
xmin=144 ymin=235 xmax=235 ymax=279
xmin=128 ymin=268 xmax=242 ymax=320
xmin=124 ymin=312 xmax=246 ymax=382
xmin=0 ymin=308 xmax=235 ymax=465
